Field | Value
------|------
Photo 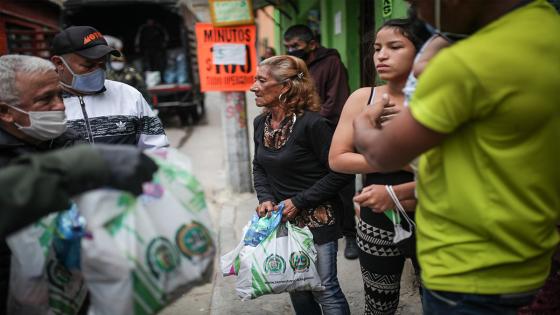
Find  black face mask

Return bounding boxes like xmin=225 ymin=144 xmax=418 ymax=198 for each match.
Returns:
xmin=287 ymin=49 xmax=309 ymax=61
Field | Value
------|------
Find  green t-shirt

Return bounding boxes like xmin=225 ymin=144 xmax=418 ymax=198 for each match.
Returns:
xmin=410 ymin=0 xmax=560 ymax=294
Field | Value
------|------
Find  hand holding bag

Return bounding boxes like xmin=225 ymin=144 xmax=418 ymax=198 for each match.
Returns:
xmin=231 ymin=221 xmax=324 ymax=300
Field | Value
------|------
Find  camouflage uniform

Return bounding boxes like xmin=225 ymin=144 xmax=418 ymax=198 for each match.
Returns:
xmin=106 ymin=67 xmax=151 ymax=105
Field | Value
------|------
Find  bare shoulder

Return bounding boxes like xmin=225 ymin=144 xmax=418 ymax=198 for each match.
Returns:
xmin=352 ymin=87 xmax=374 ymax=99
xmin=341 ymin=87 xmax=375 ymax=117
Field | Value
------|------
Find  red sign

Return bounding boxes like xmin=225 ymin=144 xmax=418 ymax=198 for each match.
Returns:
xmin=195 ymin=23 xmax=257 ymax=92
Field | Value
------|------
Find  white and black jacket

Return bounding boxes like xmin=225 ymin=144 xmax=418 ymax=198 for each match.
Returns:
xmin=63 ymin=80 xmax=169 ymax=149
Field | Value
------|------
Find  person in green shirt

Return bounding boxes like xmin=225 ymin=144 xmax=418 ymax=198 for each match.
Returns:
xmin=352 ymin=0 xmax=560 ymax=314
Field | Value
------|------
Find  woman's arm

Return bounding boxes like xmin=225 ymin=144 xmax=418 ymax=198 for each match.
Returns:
xmin=291 ymin=117 xmax=353 ymax=210
xmin=253 ymin=160 xmax=276 ymax=202
xmin=0 ymin=145 xmax=157 ymax=237
xmin=393 ymin=181 xmax=416 ymax=201
xmin=413 ymin=35 xmax=451 ymax=77
xmin=400 ymin=199 xmax=417 ymax=212
xmin=329 ymin=88 xmax=379 ymax=174
xmin=353 ymin=181 xmax=417 ymax=213
xmin=252 ymin=116 xmax=276 ymax=206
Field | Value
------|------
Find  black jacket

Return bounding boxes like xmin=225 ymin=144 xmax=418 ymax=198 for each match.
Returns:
xmin=252 ymin=111 xmax=353 ymax=244
xmin=308 ymin=47 xmax=350 ymax=125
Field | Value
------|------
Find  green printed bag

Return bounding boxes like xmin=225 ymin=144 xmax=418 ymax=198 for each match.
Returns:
xmin=235 ymin=222 xmax=324 ymax=300
xmin=76 ymin=148 xmax=215 ymax=315
xmin=220 ymin=222 xmax=249 ymax=277
xmin=7 ymin=214 xmax=88 ymax=315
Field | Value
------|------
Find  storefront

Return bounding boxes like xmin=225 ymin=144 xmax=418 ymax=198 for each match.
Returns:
xmin=0 ymin=0 xmax=61 ymax=57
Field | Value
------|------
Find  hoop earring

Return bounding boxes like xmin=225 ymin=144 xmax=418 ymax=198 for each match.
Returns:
xmin=278 ymin=93 xmax=285 ymax=104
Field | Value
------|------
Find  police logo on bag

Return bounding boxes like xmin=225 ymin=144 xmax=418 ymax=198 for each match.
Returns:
xmin=264 ymin=254 xmax=286 ymax=274
xmin=289 ymin=251 xmax=311 ymax=273
xmin=47 ymin=259 xmax=72 ymax=290
xmin=146 ymin=236 xmax=180 ymax=278
xmin=175 ymin=221 xmax=214 ymax=259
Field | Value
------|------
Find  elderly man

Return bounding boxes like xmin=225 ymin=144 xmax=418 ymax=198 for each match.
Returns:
xmin=0 ymin=54 xmax=158 ymax=313
xmin=352 ymin=0 xmax=560 ymax=314
xmin=50 ymin=25 xmax=168 ymax=149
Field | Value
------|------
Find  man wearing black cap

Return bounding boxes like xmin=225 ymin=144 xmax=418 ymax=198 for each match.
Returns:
xmin=50 ymin=26 xmax=168 ymax=149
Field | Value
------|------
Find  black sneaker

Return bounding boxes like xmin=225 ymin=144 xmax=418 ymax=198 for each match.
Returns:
xmin=344 ymin=237 xmax=359 ymax=260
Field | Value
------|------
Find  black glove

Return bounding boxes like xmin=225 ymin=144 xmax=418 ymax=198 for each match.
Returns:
xmin=94 ymin=145 xmax=158 ymax=195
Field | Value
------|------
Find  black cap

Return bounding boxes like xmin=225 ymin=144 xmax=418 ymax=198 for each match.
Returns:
xmin=52 ymin=26 xmax=121 ymax=59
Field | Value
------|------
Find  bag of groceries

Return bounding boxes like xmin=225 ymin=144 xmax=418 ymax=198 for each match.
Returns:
xmin=7 ymin=207 xmax=88 ymax=315
xmin=76 ymin=148 xmax=215 ymax=315
xmin=221 ymin=206 xmax=282 ymax=277
xmin=223 ymin=220 xmax=323 ymax=300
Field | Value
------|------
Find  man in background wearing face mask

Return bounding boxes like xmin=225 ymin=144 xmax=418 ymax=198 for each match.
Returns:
xmin=283 ymin=25 xmax=349 ymax=125
xmin=0 ymin=54 xmax=158 ymax=313
xmin=353 ymin=0 xmax=560 ymax=314
xmin=107 ymin=53 xmax=150 ymax=105
xmin=50 ymin=26 xmax=168 ymax=149
xmin=283 ymin=25 xmax=359 ymax=260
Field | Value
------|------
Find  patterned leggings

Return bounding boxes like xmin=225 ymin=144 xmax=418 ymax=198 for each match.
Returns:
xmin=357 ymin=211 xmax=412 ymax=315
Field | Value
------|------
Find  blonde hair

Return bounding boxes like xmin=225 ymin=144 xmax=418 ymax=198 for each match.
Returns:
xmin=259 ymin=55 xmax=320 ymax=115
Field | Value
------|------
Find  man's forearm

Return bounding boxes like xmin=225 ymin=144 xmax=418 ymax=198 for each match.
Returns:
xmin=0 ymin=146 xmax=110 ymax=237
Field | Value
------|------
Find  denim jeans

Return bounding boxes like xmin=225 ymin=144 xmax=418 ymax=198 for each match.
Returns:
xmin=422 ymin=287 xmax=537 ymax=315
xmin=289 ymin=241 xmax=350 ymax=315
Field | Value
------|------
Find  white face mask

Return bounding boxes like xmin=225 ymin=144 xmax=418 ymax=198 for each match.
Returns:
xmin=385 ymin=185 xmax=416 ymax=244
xmin=110 ymin=61 xmax=125 ymax=71
xmin=8 ymin=105 xmax=67 ymax=141
xmin=393 ymin=223 xmax=413 ymax=243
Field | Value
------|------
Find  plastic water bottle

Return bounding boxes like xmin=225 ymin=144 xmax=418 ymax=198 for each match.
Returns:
xmin=163 ymin=57 xmax=177 ymax=84
xmin=243 ymin=203 xmax=284 ymax=246
xmin=53 ymin=204 xmax=87 ymax=270
xmin=175 ymin=53 xmax=188 ymax=84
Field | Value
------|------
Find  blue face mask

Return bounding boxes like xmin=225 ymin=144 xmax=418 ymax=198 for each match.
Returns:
xmin=60 ymin=57 xmax=105 ymax=93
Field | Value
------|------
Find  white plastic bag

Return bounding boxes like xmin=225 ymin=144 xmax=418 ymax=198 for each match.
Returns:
xmin=76 ymin=148 xmax=215 ymax=315
xmin=7 ymin=214 xmax=87 ymax=315
xmin=234 ymin=222 xmax=323 ymax=300
xmin=220 ymin=222 xmax=249 ymax=277
xmin=7 ymin=216 xmax=55 ymax=308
